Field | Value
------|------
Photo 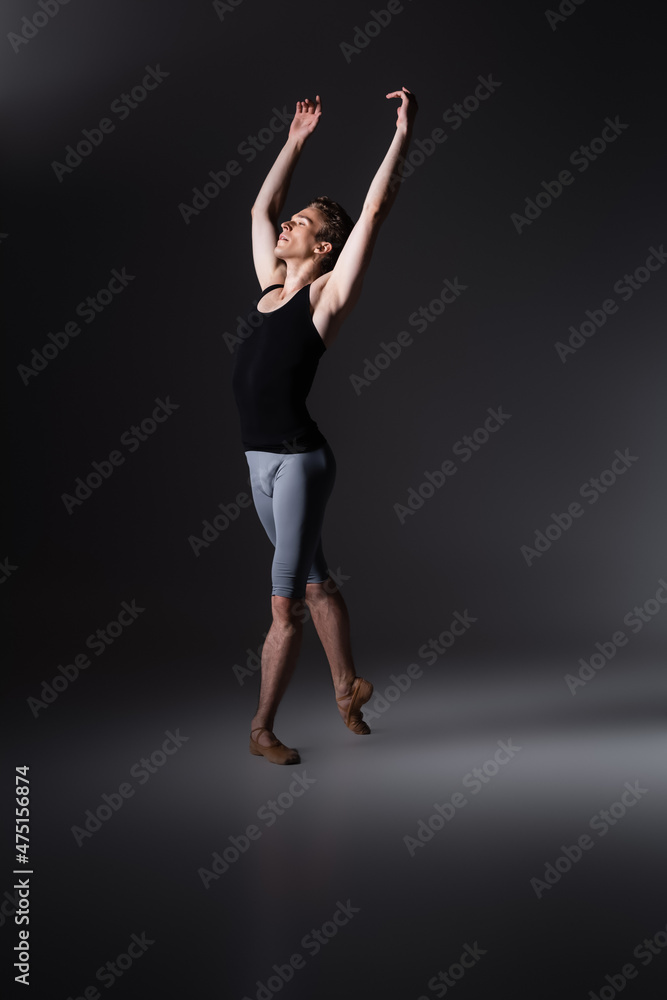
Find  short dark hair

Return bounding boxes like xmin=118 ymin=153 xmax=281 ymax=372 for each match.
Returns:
xmin=307 ymin=196 xmax=355 ymax=274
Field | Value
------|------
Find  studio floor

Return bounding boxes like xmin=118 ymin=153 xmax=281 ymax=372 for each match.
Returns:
xmin=10 ymin=653 xmax=666 ymax=999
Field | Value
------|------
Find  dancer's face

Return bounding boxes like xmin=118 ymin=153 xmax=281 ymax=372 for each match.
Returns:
xmin=275 ymin=207 xmax=331 ymax=266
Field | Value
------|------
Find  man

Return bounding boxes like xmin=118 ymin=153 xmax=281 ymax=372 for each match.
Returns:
xmin=232 ymin=88 xmax=418 ymax=764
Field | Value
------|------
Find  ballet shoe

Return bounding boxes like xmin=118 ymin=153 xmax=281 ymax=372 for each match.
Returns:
xmin=336 ymin=677 xmax=373 ymax=735
xmin=249 ymin=727 xmax=300 ymax=765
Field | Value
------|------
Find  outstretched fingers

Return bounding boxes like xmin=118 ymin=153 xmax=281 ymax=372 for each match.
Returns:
xmin=386 ymin=86 xmax=416 ymax=104
xmin=295 ymin=95 xmax=322 ymax=115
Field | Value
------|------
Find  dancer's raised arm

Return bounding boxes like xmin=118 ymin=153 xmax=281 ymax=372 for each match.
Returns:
xmin=315 ymin=86 xmax=418 ymax=329
xmin=251 ymin=96 xmax=322 ymax=288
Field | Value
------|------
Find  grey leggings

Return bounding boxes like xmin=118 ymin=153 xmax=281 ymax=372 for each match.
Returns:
xmin=245 ymin=442 xmax=336 ymax=598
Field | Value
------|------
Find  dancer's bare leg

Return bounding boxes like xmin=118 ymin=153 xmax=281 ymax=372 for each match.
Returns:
xmin=250 ymin=596 xmax=304 ymax=745
xmin=304 ymin=577 xmax=358 ymax=720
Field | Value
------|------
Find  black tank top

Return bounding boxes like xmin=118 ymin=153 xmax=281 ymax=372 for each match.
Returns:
xmin=232 ymin=283 xmax=328 ymax=453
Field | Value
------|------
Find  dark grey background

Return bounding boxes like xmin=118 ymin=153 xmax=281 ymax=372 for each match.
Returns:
xmin=3 ymin=1 xmax=666 ymax=997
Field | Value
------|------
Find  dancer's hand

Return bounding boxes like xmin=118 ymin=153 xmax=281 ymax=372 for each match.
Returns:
xmin=385 ymin=86 xmax=418 ymax=131
xmin=288 ymin=95 xmax=322 ymax=141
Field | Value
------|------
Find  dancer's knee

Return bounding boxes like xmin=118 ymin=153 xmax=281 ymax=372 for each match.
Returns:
xmin=305 ymin=576 xmax=337 ymax=605
xmin=271 ymin=595 xmax=305 ymax=632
